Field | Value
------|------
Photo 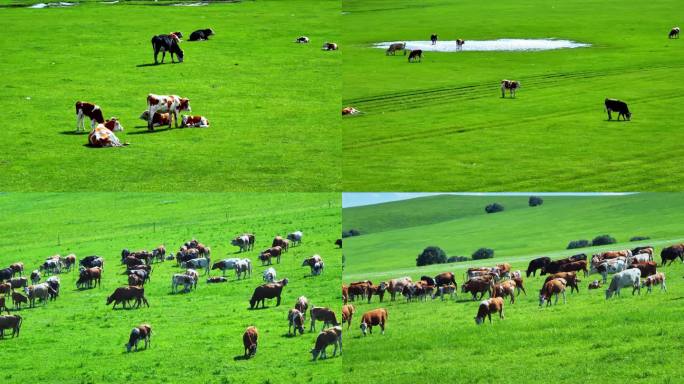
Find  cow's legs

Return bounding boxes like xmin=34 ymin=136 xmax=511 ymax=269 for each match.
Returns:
xmin=607 ymin=110 xmax=612 ymax=120
xmin=161 ymin=51 xmax=166 ymax=63
xmin=76 ymin=111 xmax=83 ymax=131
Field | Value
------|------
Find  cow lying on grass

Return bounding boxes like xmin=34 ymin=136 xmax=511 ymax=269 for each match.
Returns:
xmin=88 ymin=120 xmax=125 ymax=148
xmin=295 ymin=36 xmax=309 ymax=43
xmin=322 ymin=42 xmax=338 ymax=51
xmin=180 ymin=115 xmax=209 ymax=128
xmin=126 ymin=324 xmax=151 ymax=352
xmin=139 ymin=111 xmax=170 ymax=128
xmin=311 ymin=326 xmax=341 ymax=361
xmin=189 ymin=28 xmax=215 ymax=41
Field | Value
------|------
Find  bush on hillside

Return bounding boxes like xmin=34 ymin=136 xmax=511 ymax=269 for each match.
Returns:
xmin=342 ymin=229 xmax=361 ymax=238
xmin=567 ymin=239 xmax=590 ymax=249
xmin=472 ymin=248 xmax=494 ymax=260
xmin=529 ymin=196 xmax=544 ymax=207
xmin=447 ymin=256 xmax=469 ymax=263
xmin=630 ymin=236 xmax=650 ymax=242
xmin=416 ymin=246 xmax=447 ymax=266
xmin=592 ymin=234 xmax=616 ymax=246
xmin=485 ymin=203 xmax=505 ymax=214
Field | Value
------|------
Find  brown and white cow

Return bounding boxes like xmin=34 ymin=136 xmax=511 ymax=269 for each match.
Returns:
xmin=88 ymin=120 xmax=124 ymax=147
xmin=474 ymin=297 xmax=504 ymax=325
xmin=75 ymin=101 xmax=105 ymax=131
xmin=146 ymin=94 xmax=191 ymax=130
xmin=180 ymin=115 xmax=209 ymax=128
xmin=360 ymin=308 xmax=387 ymax=336
xmin=501 ymin=80 xmax=520 ymax=98
xmin=288 ymin=308 xmax=305 ymax=335
xmin=492 ymin=280 xmax=516 ymax=304
xmin=641 ymin=272 xmax=666 ymax=293
xmin=342 ymin=304 xmax=355 ymax=329
xmin=388 ymin=277 xmax=412 ymax=301
xmin=539 ymin=278 xmax=567 ymax=307
xmin=243 ymin=326 xmax=258 ymax=358
xmin=311 ymin=326 xmax=342 ymax=361
xmin=544 ymin=272 xmax=580 ymax=293
xmin=139 ymin=111 xmax=170 ymax=128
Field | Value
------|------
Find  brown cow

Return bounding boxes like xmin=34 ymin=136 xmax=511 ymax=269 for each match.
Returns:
xmin=249 ymin=279 xmax=288 ymax=309
xmin=360 ymin=308 xmax=387 ymax=336
xmin=106 ymin=286 xmax=149 ymax=309
xmin=544 ymin=272 xmax=580 ymax=293
xmin=272 ymin=236 xmax=290 ymax=252
xmin=630 ymin=261 xmax=657 ymax=277
xmin=76 ymin=267 xmax=101 ymax=289
xmin=342 ymin=285 xmax=348 ymax=304
xmin=9 ymin=277 xmax=28 ymax=289
xmin=342 ymin=304 xmax=355 ymax=329
xmin=9 ymin=263 xmax=24 ymax=277
xmin=126 ymin=324 xmax=152 ymax=352
xmin=259 ymin=246 xmax=282 ymax=265
xmin=311 ymin=326 xmax=342 ymax=361
xmin=128 ymin=274 xmax=143 ymax=287
xmin=0 ymin=315 xmax=22 ymax=338
xmin=347 ymin=282 xmax=370 ymax=302
xmin=310 ymin=307 xmax=339 ymax=331
xmin=558 ymin=260 xmax=588 ymax=277
xmin=492 ymin=280 xmax=516 ymax=304
xmin=461 ymin=278 xmax=494 ymax=300
xmin=243 ymin=326 xmax=258 ymax=358
xmin=0 ymin=283 xmax=11 ymax=296
xmin=368 ymin=283 xmax=387 ymax=303
xmin=434 ymin=272 xmax=456 ymax=287
xmin=62 ymin=254 xmax=77 ymax=272
xmin=295 ymin=296 xmax=309 ymax=320
xmin=75 ymin=101 xmax=105 ymax=131
xmin=512 ymin=277 xmax=527 ymax=295
xmin=474 ymin=297 xmax=505 ymax=325
xmin=539 ymin=278 xmax=566 ymax=307
xmin=11 ymin=291 xmax=28 ymax=310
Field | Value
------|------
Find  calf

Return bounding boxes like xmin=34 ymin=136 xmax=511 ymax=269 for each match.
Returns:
xmin=544 ymin=272 xmax=580 ymax=293
xmin=408 ymin=49 xmax=423 ymax=63
xmin=342 ymin=304 xmax=355 ymax=329
xmin=642 ymin=272 xmax=666 ymax=293
xmin=360 ymin=308 xmax=387 ymax=336
xmin=501 ymin=80 xmax=520 ymax=98
xmin=311 ymin=326 xmax=342 ymax=361
xmin=139 ymin=111 xmax=170 ymax=128
xmin=207 ymin=276 xmax=227 ymax=283
xmin=180 ymin=115 xmax=209 ymax=128
xmin=432 ymin=284 xmax=456 ymax=301
xmin=151 ymin=34 xmax=184 ymax=64
xmin=322 ymin=42 xmax=338 ymax=51
xmin=605 ymin=98 xmax=631 ymax=121
xmin=243 ymin=326 xmax=258 ymax=358
xmin=146 ymin=94 xmax=191 ymax=130
xmin=310 ymin=307 xmax=339 ymax=331
xmin=11 ymin=291 xmax=28 ymax=310
xmin=189 ymin=28 xmax=214 ymax=41
xmin=126 ymin=324 xmax=152 ymax=352
xmin=295 ymin=36 xmax=309 ymax=43
xmin=75 ymin=101 xmax=105 ymax=131
xmin=386 ymin=42 xmax=406 ymax=56
xmin=474 ymin=297 xmax=504 ymax=325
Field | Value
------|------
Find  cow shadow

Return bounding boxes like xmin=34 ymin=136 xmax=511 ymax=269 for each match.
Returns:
xmin=128 ymin=127 xmax=173 ymax=135
xmin=233 ymin=355 xmax=249 ymax=361
xmin=136 ymin=62 xmax=181 ymax=68
xmin=247 ymin=306 xmax=270 ymax=311
xmin=281 ymin=333 xmax=303 ymax=339
xmin=59 ymin=130 xmax=88 ymax=135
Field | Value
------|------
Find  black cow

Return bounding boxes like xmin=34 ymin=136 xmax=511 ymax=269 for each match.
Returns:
xmin=189 ymin=28 xmax=215 ymax=41
xmin=605 ymin=98 xmax=631 ymax=121
xmin=0 ymin=268 xmax=12 ymax=281
xmin=420 ymin=276 xmax=435 ymax=286
xmin=526 ymin=257 xmax=550 ymax=277
xmin=430 ymin=34 xmax=438 ymax=45
xmin=80 ymin=255 xmax=103 ymax=269
xmin=335 ymin=239 xmax=342 ymax=248
xmin=408 ymin=50 xmax=423 ymax=63
xmin=661 ymin=245 xmax=684 ymax=266
xmin=569 ymin=253 xmax=587 ymax=262
xmin=151 ymin=34 xmax=184 ymax=64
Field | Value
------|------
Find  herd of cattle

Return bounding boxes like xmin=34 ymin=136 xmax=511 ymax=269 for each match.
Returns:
xmin=0 ymin=230 xmax=345 ymax=361
xmin=343 ymin=243 xmax=677 ymax=329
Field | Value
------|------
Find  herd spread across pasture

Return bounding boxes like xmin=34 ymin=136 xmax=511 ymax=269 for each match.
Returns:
xmin=0 ymin=229 xmax=341 ymax=362
xmin=343 ymin=243 xmax=679 ymax=331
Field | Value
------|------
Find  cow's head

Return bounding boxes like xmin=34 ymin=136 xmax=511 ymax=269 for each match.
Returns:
xmin=360 ymin=321 xmax=368 ymax=336
xmin=605 ymin=289 xmax=614 ymax=299
xmin=104 ymin=118 xmax=123 ymax=132
xmin=474 ymin=316 xmax=484 ymax=325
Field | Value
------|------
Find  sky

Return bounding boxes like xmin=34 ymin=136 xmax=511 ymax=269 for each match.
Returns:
xmin=342 ymin=192 xmax=638 ymax=208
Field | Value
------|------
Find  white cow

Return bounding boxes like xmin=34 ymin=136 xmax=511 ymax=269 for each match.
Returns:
xmin=235 ymin=259 xmax=252 ymax=280
xmin=432 ymin=284 xmax=456 ymax=301
xmin=146 ymin=94 xmax=191 ymax=129
xmin=30 ymin=270 xmax=41 ymax=285
xmin=263 ymin=267 xmax=277 ymax=282
xmin=172 ymin=274 xmax=194 ymax=293
xmin=212 ymin=258 xmax=241 ymax=276
xmin=287 ymin=231 xmax=303 ymax=246
xmin=626 ymin=253 xmax=650 ymax=265
xmin=25 ymin=283 xmax=53 ymax=307
xmin=182 ymin=257 xmax=210 ymax=275
xmin=606 ymin=268 xmax=641 ymax=299
xmin=388 ymin=277 xmax=412 ymax=301
xmin=596 ymin=258 xmax=626 ymax=284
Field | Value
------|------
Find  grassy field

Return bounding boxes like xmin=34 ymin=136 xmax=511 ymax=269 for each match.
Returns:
xmin=342 ymin=194 xmax=684 ymax=383
xmin=0 ymin=0 xmax=340 ymax=191
xmin=342 ymin=0 xmax=684 ymax=191
xmin=0 ymin=193 xmax=341 ymax=384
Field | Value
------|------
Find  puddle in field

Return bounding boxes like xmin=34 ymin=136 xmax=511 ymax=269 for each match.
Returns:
xmin=373 ymin=39 xmax=590 ymax=52
xmin=28 ymin=2 xmax=76 ymax=8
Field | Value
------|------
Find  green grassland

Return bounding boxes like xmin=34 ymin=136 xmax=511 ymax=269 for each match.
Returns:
xmin=0 ymin=0 xmax=340 ymax=191
xmin=0 ymin=192 xmax=341 ymax=384
xmin=342 ymin=194 xmax=684 ymax=383
xmin=342 ymin=0 xmax=684 ymax=191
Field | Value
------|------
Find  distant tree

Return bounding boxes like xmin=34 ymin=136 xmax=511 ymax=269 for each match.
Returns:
xmin=485 ymin=203 xmax=505 ymax=214
xmin=416 ymin=246 xmax=447 ymax=266
xmin=447 ymin=256 xmax=469 ymax=263
xmin=567 ymin=239 xmax=590 ymax=249
xmin=472 ymin=248 xmax=494 ymax=260
xmin=529 ymin=196 xmax=544 ymax=207
xmin=630 ymin=236 xmax=650 ymax=242
xmin=592 ymin=234 xmax=616 ymax=246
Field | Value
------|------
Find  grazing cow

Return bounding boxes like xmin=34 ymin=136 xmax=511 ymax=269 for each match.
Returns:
xmin=30 ymin=270 xmax=41 ymax=285
xmin=249 ymin=279 xmax=288 ymax=309
xmin=492 ymin=280 xmax=517 ymax=304
xmin=527 ymin=257 xmax=550 ymax=277
xmin=302 ymin=255 xmax=323 ymax=275
xmin=152 ymin=245 xmax=166 ymax=262
xmin=660 ymin=245 xmax=684 ymax=266
xmin=61 ymin=254 xmax=76 ymax=272
xmin=287 ymin=231 xmax=303 ymax=246
xmin=272 ymin=236 xmax=290 ymax=252
xmin=235 ymin=259 xmax=252 ymax=280
xmin=669 ymin=27 xmax=680 ymax=39
xmin=0 ymin=297 xmax=8 ymax=314
xmin=106 ymin=286 xmax=149 ymax=309
xmin=322 ymin=42 xmax=338 ymax=51
xmin=496 ymin=263 xmax=512 ymax=279
xmin=180 ymin=115 xmax=209 ymax=128
xmin=80 ymin=255 xmax=104 ymax=270
xmin=126 ymin=324 xmax=152 ymax=352
xmin=146 ymin=94 xmax=191 ymax=130
xmin=263 ymin=267 xmax=277 ymax=283
xmin=46 ymin=276 xmax=60 ymax=297
xmin=605 ymin=98 xmax=631 ymax=121
xmin=172 ymin=274 xmax=195 ymax=293
xmin=629 ymin=261 xmax=657 ymax=277
xmin=606 ymin=268 xmax=641 ymax=299
xmin=25 ymin=283 xmax=55 ymax=307
xmin=335 ymin=239 xmax=342 ymax=248
xmin=642 ymin=272 xmax=666 ymax=293
xmin=88 ymin=122 xmax=124 ymax=147
xmin=75 ymin=101 xmax=105 ymax=131
xmin=408 ymin=49 xmax=423 ymax=62
xmin=189 ymin=28 xmax=214 ymax=41
xmin=288 ymin=308 xmax=305 ymax=335
xmin=310 ymin=307 xmax=339 ymax=332
xmin=0 ymin=315 xmax=22 ymax=338
xmin=455 ymin=39 xmax=465 ymax=50
xmin=182 ymin=257 xmax=210 ymax=275
xmin=434 ymin=272 xmax=456 ymax=287
xmin=539 ymin=278 xmax=567 ymax=307
xmin=128 ymin=274 xmax=143 ymax=287
xmin=461 ymin=278 xmax=494 ymax=300
xmin=11 ymin=291 xmax=28 ymax=310
xmin=588 ymin=280 xmax=601 ymax=290
xmin=139 ymin=111 xmax=170 ymax=128
xmin=432 ymin=283 xmax=456 ymax=301
xmin=387 ymin=277 xmax=412 ymax=301
xmin=311 ymin=326 xmax=342 ymax=361
xmin=259 ymin=246 xmax=283 ymax=265
xmin=243 ymin=326 xmax=258 ymax=358
xmin=211 ymin=258 xmax=241 ymax=276
xmin=386 ymin=42 xmax=406 ymax=56
xmin=76 ymin=267 xmax=101 ymax=289
xmin=207 ymin=276 xmax=227 ymax=283
xmin=9 ymin=263 xmax=23 ymax=277
xmin=40 ymin=260 xmax=61 ymax=275
xmin=360 ymin=308 xmax=387 ymax=336
xmin=559 ymin=260 xmax=588 ymax=277
xmin=596 ymin=259 xmax=626 ymax=284
xmin=544 ymin=272 xmax=580 ymax=293
xmin=342 ymin=304 xmax=355 ymax=329
xmin=295 ymin=36 xmax=309 ymax=43
xmin=501 ymin=80 xmax=520 ymax=98
xmin=231 ymin=234 xmax=255 ymax=252
xmin=10 ymin=277 xmax=28 ymax=289
xmin=430 ymin=33 xmax=438 ymax=45
xmin=151 ymin=34 xmax=184 ymax=64
xmin=474 ymin=297 xmax=505 ymax=325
